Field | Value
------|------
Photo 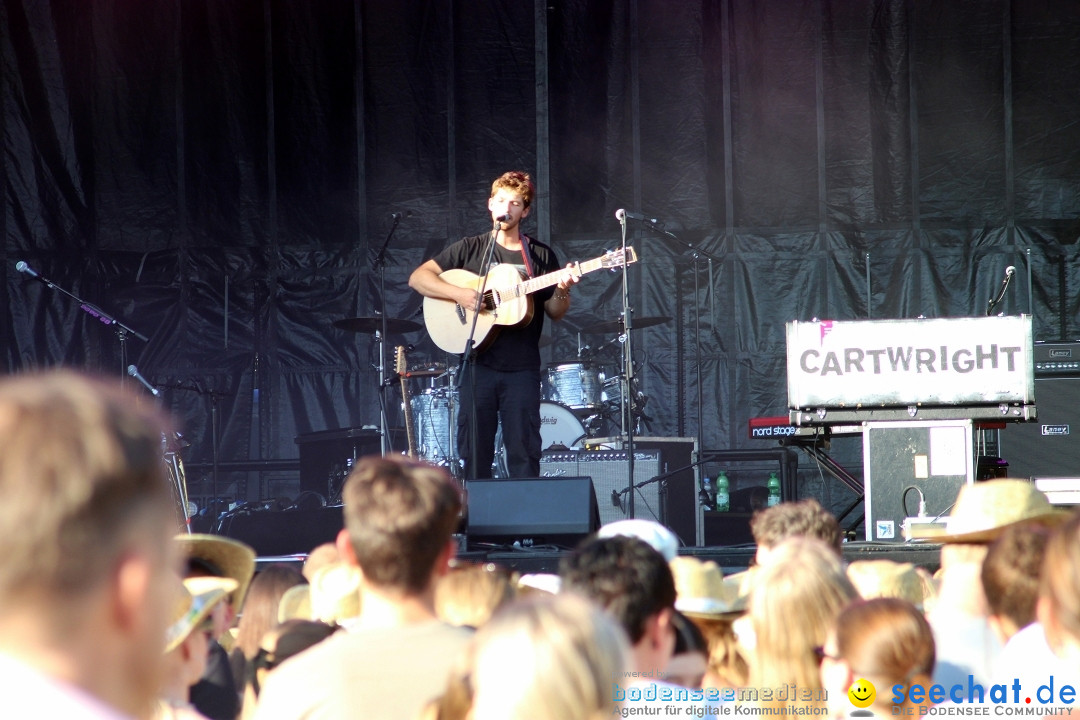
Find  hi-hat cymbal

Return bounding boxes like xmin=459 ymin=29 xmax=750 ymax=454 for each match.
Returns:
xmin=581 ymin=316 xmax=671 ymax=335
xmin=333 ymin=316 xmax=422 ymax=334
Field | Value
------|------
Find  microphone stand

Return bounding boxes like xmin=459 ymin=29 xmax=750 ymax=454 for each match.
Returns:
xmin=168 ymin=381 xmax=233 ymax=532
xmin=616 ymin=214 xmax=636 ymax=519
xmin=130 ymin=365 xmax=193 ymax=533
xmin=637 ymin=223 xmax=722 ymax=454
xmin=15 ymin=263 xmax=149 ymax=382
xmin=454 ymin=220 xmax=502 ymax=483
xmin=372 ymin=215 xmax=403 ymax=456
xmin=985 ymin=267 xmax=1015 ymax=317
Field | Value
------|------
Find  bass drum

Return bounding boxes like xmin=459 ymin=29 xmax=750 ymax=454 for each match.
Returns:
xmin=411 ymin=389 xmax=458 ymax=467
xmin=493 ymin=402 xmax=587 ymax=477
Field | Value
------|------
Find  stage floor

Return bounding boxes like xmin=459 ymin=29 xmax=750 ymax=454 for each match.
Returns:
xmin=259 ymin=540 xmax=943 ymax=576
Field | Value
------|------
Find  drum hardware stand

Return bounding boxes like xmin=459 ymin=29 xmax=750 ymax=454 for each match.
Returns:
xmin=454 ymin=217 xmax=503 ymax=483
xmin=372 ymin=213 xmax=407 ymax=457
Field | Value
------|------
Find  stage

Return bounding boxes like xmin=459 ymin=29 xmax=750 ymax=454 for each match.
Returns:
xmin=257 ymin=540 xmax=944 ymax=576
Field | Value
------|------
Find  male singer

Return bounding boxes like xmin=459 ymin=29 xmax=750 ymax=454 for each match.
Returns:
xmin=409 ymin=171 xmax=578 ymax=479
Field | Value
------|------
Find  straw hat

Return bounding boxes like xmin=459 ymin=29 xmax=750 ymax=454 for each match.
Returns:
xmin=937 ymin=479 xmax=1068 ymax=544
xmin=165 ymin=576 xmax=238 ymax=653
xmin=846 ymin=560 xmax=934 ymax=609
xmin=175 ymin=533 xmax=257 ymax=613
xmin=308 ymin=563 xmax=361 ymax=624
xmin=278 ymin=584 xmax=312 ymax=623
xmin=669 ymin=556 xmax=746 ymax=617
xmin=597 ymin=519 xmax=680 ymax=561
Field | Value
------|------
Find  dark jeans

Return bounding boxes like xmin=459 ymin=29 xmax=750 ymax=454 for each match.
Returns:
xmin=458 ymin=364 xmax=542 ymax=479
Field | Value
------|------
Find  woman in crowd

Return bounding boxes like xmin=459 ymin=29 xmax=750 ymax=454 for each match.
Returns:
xmin=819 ymin=598 xmax=935 ymax=719
xmin=747 ymin=537 xmax=859 ymax=710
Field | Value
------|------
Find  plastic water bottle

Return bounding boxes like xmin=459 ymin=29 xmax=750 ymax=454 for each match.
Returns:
xmin=715 ymin=471 xmax=730 ymax=512
xmin=767 ymin=472 xmax=781 ymax=507
xmin=699 ymin=476 xmax=714 ymax=511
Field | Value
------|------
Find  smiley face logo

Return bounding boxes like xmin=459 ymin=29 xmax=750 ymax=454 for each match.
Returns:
xmin=847 ymin=678 xmax=876 ymax=708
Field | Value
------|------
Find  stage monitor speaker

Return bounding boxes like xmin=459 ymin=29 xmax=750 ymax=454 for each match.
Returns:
xmin=1000 ymin=375 xmax=1080 ymax=480
xmin=219 ymin=506 xmax=344 ymax=556
xmin=467 ymin=476 xmax=598 ymax=547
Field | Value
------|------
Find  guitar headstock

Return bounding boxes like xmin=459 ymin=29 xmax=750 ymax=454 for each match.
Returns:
xmin=601 ymin=247 xmax=638 ymax=269
xmin=394 ymin=345 xmax=408 ymax=375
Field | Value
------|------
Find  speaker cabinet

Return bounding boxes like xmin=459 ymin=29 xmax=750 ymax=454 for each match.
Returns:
xmin=467 ymin=476 xmax=599 ymax=547
xmin=864 ymin=420 xmax=974 ymax=542
xmin=1001 ymin=375 xmax=1080 ymax=480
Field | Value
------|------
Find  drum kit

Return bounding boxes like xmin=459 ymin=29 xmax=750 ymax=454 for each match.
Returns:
xmin=334 ymin=312 xmax=668 ymax=475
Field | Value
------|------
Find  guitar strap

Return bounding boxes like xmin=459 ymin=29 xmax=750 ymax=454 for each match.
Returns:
xmin=517 ymin=235 xmax=535 ymax=278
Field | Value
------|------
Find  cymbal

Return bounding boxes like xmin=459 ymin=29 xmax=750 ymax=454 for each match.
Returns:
xmin=333 ymin=316 xmax=422 ymax=334
xmin=580 ymin=316 xmax=671 ymax=335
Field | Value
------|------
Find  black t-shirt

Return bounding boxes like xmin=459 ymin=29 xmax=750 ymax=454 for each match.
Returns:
xmin=431 ymin=232 xmax=560 ymax=371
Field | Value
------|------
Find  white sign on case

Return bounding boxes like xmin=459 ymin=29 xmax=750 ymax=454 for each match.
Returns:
xmin=786 ymin=315 xmax=1035 ymax=409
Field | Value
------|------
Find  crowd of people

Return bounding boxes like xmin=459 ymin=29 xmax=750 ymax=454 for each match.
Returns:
xmin=2 ymin=369 xmax=1079 ymax=720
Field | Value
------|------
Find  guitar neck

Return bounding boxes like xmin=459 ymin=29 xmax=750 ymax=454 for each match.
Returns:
xmin=508 ymin=257 xmax=607 ymax=299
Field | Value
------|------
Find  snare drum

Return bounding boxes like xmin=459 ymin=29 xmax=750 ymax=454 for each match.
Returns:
xmin=410 ymin=389 xmax=458 ymax=466
xmin=541 ymin=362 xmax=604 ymax=411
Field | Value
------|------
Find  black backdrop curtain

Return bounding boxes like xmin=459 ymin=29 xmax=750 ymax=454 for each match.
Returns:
xmin=4 ymin=0 xmax=1080 ymax=512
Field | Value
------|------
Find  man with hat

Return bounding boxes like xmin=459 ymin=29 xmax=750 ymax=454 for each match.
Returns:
xmin=0 ymin=371 xmax=180 ymax=719
xmin=158 ymin=576 xmax=238 ymax=719
xmin=928 ymin=478 xmax=1066 ymax=691
xmin=176 ymin=534 xmax=256 ymax=720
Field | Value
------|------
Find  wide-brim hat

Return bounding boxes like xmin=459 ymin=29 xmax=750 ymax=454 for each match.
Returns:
xmin=175 ymin=533 xmax=256 ymax=613
xmin=669 ymin=556 xmax=746 ymax=617
xmin=278 ymin=584 xmax=312 ymax=623
xmin=937 ymin=479 xmax=1069 ymax=544
xmin=846 ymin=559 xmax=934 ymax=609
xmin=165 ymin=576 xmax=238 ymax=653
xmin=308 ymin=563 xmax=361 ymax=624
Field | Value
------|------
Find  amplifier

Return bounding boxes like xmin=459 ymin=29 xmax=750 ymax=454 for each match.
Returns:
xmin=540 ymin=450 xmax=662 ymax=527
xmin=1033 ymin=341 xmax=1080 ymax=376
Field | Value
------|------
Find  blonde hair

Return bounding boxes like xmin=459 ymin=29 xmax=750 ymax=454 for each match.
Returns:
xmin=0 ymin=371 xmax=173 ymax=611
xmin=833 ymin=597 xmax=934 ymax=709
xmin=690 ymin=616 xmax=749 ymax=689
xmin=469 ymin=594 xmax=631 ymax=720
xmin=435 ymin=563 xmax=516 ymax=628
xmin=749 ymin=538 xmax=859 ymax=702
xmin=1039 ymin=511 xmax=1080 ymax=646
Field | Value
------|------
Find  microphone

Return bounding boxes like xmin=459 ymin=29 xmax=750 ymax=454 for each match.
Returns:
xmin=390 ymin=211 xmax=413 ymax=220
xmin=494 ymin=214 xmax=511 ymax=223
xmin=611 ymin=489 xmax=624 ymax=511
xmin=986 ymin=265 xmax=1016 ymax=316
xmin=127 ymin=365 xmax=160 ymax=397
xmin=15 ymin=261 xmax=41 ymax=279
xmin=615 ymin=209 xmax=657 ymax=223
